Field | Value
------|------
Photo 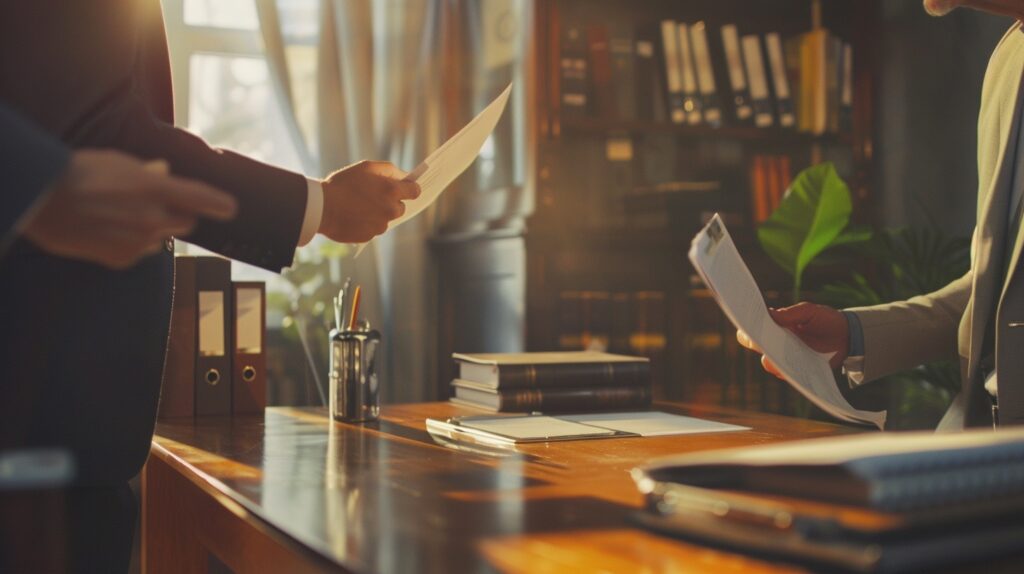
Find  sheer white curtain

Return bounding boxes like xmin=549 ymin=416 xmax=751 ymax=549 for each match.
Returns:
xmin=257 ymin=0 xmax=448 ymax=402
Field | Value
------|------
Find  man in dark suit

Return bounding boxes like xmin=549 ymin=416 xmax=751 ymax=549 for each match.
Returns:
xmin=0 ymin=1 xmax=418 ymax=570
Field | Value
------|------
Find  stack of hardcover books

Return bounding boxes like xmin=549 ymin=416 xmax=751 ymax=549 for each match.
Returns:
xmin=449 ymin=351 xmax=652 ymax=413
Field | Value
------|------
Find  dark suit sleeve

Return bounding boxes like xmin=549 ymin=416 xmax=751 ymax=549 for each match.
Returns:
xmin=114 ymin=103 xmax=309 ymax=272
xmin=0 ymin=103 xmax=70 ymax=250
xmin=108 ymin=1 xmax=309 ymax=272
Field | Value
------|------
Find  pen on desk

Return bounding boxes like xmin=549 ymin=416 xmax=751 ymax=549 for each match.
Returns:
xmin=348 ymin=284 xmax=362 ymax=330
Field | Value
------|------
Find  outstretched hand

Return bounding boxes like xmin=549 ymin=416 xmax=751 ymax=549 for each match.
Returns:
xmin=23 ymin=149 xmax=237 ymax=269
xmin=318 ymin=160 xmax=422 ymax=243
xmin=736 ymin=302 xmax=850 ymax=379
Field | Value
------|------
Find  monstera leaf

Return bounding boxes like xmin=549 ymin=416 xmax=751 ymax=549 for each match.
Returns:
xmin=757 ymin=162 xmax=870 ymax=300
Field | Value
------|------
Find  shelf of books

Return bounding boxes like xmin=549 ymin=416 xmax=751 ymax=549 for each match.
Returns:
xmin=525 ymin=0 xmax=876 ymax=413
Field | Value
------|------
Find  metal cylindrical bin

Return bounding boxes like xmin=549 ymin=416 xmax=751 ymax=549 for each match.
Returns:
xmin=329 ymin=326 xmax=381 ymax=423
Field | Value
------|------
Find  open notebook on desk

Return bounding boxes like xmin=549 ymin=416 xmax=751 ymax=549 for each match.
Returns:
xmin=426 ymin=411 xmax=749 ymax=446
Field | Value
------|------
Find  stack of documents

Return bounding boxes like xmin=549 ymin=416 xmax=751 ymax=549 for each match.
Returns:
xmin=688 ymin=214 xmax=885 ymax=428
xmin=633 ymin=427 xmax=1024 ymax=572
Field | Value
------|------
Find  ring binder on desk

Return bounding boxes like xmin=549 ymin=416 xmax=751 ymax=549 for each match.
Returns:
xmin=195 ymin=256 xmax=232 ymax=416
xmin=232 ymin=282 xmax=265 ymax=414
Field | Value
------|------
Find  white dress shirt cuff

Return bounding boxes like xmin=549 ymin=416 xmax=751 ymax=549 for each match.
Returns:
xmin=299 ymin=177 xmax=324 ymax=246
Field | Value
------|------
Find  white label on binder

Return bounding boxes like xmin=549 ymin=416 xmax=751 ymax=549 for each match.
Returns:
xmin=741 ymin=34 xmax=772 ymax=127
xmin=691 ymin=22 xmax=716 ymax=95
xmin=660 ymin=20 xmax=684 ymax=124
xmin=198 ymin=291 xmax=225 ymax=357
xmin=765 ymin=33 xmax=790 ymax=99
xmin=721 ymin=25 xmax=747 ymax=91
xmin=677 ymin=23 xmax=698 ymax=94
xmin=660 ymin=21 xmax=682 ymax=93
xmin=235 ymin=287 xmax=262 ymax=354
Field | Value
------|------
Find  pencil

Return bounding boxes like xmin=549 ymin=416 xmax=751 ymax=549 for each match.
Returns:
xmin=348 ymin=285 xmax=361 ymax=331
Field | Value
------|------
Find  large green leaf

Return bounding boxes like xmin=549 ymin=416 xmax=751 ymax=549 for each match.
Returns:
xmin=757 ymin=162 xmax=853 ymax=298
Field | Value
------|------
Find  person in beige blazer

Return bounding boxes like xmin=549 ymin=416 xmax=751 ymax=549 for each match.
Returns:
xmin=741 ymin=0 xmax=1024 ymax=430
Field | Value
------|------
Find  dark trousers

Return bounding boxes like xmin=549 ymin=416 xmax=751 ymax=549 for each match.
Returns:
xmin=0 ymin=483 xmax=135 ymax=574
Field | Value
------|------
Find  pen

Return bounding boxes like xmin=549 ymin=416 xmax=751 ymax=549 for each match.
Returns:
xmin=348 ymin=285 xmax=361 ymax=331
xmin=337 ymin=278 xmax=351 ymax=331
xmin=333 ymin=296 xmax=341 ymax=331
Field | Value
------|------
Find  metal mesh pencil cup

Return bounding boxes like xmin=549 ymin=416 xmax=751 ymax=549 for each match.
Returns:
xmin=329 ymin=326 xmax=381 ymax=422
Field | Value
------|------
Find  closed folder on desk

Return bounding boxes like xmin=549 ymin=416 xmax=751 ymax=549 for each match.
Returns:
xmin=232 ymin=281 xmax=265 ymax=414
xmin=195 ymin=256 xmax=232 ymax=416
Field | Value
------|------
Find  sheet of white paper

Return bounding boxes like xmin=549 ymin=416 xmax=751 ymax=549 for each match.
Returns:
xmin=561 ymin=411 xmax=750 ymax=437
xmin=648 ymin=425 xmax=1024 ymax=468
xmin=688 ymin=214 xmax=886 ymax=428
xmin=353 ymin=84 xmax=513 ymax=257
xmin=463 ymin=416 xmax=616 ymax=440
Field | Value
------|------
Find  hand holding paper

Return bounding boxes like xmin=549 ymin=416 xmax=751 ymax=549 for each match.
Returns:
xmin=688 ymin=214 xmax=885 ymax=428
xmin=352 ymin=84 xmax=513 ymax=256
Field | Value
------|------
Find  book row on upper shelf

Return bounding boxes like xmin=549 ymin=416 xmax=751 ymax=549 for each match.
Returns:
xmin=559 ymin=18 xmax=853 ymax=135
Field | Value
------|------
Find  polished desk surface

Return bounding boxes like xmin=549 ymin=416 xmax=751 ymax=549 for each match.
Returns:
xmin=150 ymin=402 xmax=860 ymax=573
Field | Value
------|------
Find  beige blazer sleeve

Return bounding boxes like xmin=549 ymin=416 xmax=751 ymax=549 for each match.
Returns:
xmin=845 ymin=272 xmax=972 ymax=384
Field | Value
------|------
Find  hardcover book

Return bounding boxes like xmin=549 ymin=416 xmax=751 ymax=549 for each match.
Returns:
xmin=452 ymin=351 xmax=651 ymax=389
xmin=451 ymin=379 xmax=653 ymax=413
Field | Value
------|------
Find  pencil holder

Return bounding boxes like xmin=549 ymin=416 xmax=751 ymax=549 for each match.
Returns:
xmin=329 ymin=324 xmax=381 ymax=423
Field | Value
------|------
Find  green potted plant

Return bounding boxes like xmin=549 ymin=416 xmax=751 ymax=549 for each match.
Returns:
xmin=757 ymin=162 xmax=969 ymax=429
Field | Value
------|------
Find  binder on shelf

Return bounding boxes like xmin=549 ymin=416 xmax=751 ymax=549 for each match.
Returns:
xmin=609 ymin=21 xmax=636 ymax=120
xmin=195 ymin=256 xmax=232 ymax=416
xmin=659 ymin=20 xmax=686 ymax=124
xmin=826 ymin=34 xmax=843 ymax=134
xmin=636 ymin=24 xmax=666 ymax=123
xmin=741 ymin=34 xmax=773 ymax=128
xmin=840 ymin=42 xmax=853 ymax=133
xmin=587 ymin=24 xmax=616 ymax=119
xmin=689 ymin=22 xmax=721 ymax=127
xmin=803 ymin=29 xmax=829 ymax=135
xmin=159 ymin=256 xmax=197 ymax=418
xmin=232 ymin=281 xmax=266 ymax=415
xmin=764 ymin=33 xmax=795 ymax=128
xmin=560 ymin=21 xmax=589 ymax=117
xmin=750 ymin=155 xmax=769 ymax=223
xmin=676 ymin=22 xmax=703 ymax=125
xmin=720 ymin=24 xmax=752 ymax=122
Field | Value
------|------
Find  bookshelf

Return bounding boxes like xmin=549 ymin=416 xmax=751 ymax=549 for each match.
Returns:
xmin=524 ymin=0 xmax=878 ymax=412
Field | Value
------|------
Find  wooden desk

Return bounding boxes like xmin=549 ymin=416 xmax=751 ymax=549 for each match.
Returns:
xmin=142 ymin=403 xmax=857 ymax=573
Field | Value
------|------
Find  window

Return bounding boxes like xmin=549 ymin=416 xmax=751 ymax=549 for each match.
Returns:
xmin=161 ymin=0 xmax=320 ymax=281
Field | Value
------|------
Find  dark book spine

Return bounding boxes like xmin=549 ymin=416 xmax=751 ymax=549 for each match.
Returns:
xmin=587 ymin=24 xmax=615 ymax=119
xmin=561 ymin=21 xmax=589 ymax=117
xmin=496 ymin=385 xmax=652 ymax=412
xmin=609 ymin=22 xmax=636 ymax=120
xmin=495 ymin=361 xmax=651 ymax=389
